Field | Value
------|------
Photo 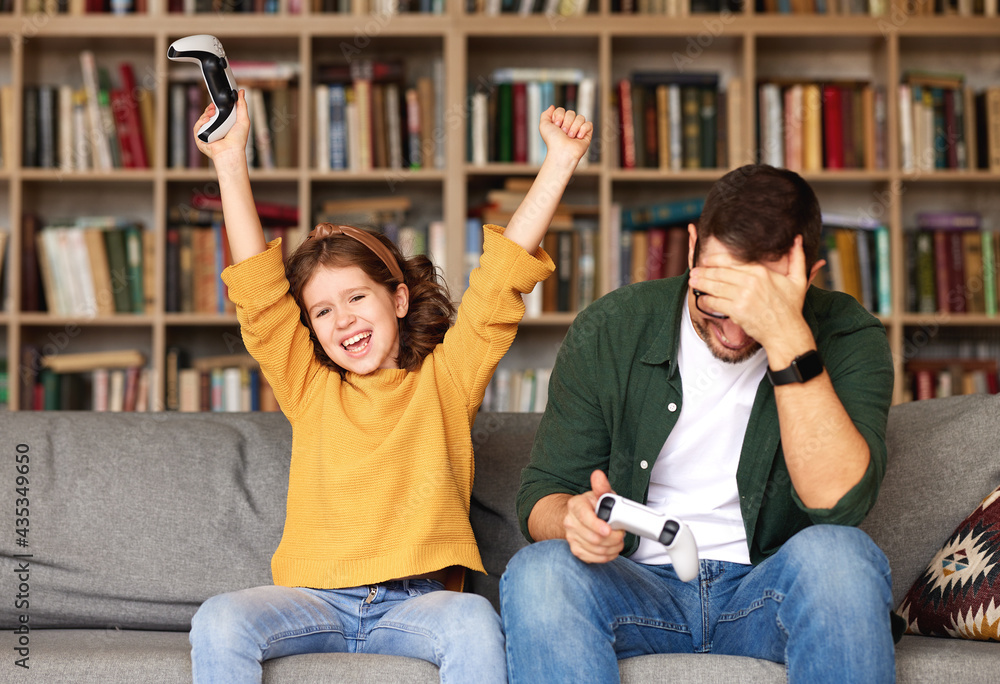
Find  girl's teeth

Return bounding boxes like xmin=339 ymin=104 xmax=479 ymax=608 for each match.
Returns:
xmin=343 ymin=332 xmax=371 ymax=351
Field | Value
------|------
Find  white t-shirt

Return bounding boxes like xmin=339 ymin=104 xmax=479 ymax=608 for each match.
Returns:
xmin=631 ymin=299 xmax=768 ymax=566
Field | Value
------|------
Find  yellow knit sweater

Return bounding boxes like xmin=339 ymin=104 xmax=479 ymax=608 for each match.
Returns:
xmin=222 ymin=224 xmax=554 ymax=591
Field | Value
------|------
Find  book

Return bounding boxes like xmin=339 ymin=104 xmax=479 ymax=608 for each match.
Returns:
xmin=41 ymin=349 xmax=146 ymax=374
xmin=620 ymin=197 xmax=704 ymax=232
xmin=0 ymin=231 xmax=7 ymax=312
xmin=80 ymin=51 xmax=114 ymax=170
xmin=618 ymin=80 xmax=636 ymax=169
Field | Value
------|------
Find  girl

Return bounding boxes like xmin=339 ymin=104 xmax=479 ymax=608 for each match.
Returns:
xmin=188 ymin=88 xmax=592 ymax=683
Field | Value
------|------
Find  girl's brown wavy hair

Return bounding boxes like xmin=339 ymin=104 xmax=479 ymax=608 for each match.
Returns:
xmin=285 ymin=228 xmax=456 ymax=376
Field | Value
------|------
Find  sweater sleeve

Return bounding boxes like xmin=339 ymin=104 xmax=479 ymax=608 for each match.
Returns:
xmin=221 ymin=238 xmax=325 ymax=420
xmin=435 ymin=224 xmax=554 ymax=415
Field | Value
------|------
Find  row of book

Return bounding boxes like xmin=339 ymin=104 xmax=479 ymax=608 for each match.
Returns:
xmin=608 ymin=195 xmax=894 ymax=316
xmin=314 ymin=58 xmax=445 ymax=172
xmin=817 ymin=215 xmax=892 ymax=316
xmin=23 ymin=0 xmax=150 ymax=12
xmin=757 ymin=81 xmax=888 ymax=172
xmin=168 ymin=60 xmax=300 ymax=170
xmin=906 ymin=359 xmax=999 ymax=402
xmin=165 ymin=351 xmax=280 ymax=412
xmin=610 ymin=197 xmax=704 ymax=287
xmin=314 ymin=195 xmax=448 ymax=271
xmin=23 ymin=56 xmax=154 ymax=171
xmin=12 ymin=0 xmax=1000 ymax=13
xmin=24 ymin=215 xmax=154 ymax=317
xmin=757 ymin=0 xmax=1000 ymax=14
xmin=470 ymin=0 xmax=589 ymax=14
xmin=481 ymin=366 xmax=552 ymax=413
xmin=613 ymin=0 xmax=740 ymax=11
xmin=18 ymin=348 xmax=150 ymax=411
xmin=13 ymin=347 xmax=284 ymax=412
xmin=904 ymin=211 xmax=1000 ymax=316
xmin=469 ymin=68 xmax=597 ymax=166
xmin=899 ymin=72 xmax=1000 ymax=173
xmin=166 ymin=195 xmax=299 ymax=313
xmin=473 ymin=177 xmax=599 ymax=313
xmin=168 ymin=0 xmax=442 ymax=11
xmin=616 ymin=72 xmax=736 ymax=171
xmin=168 ymin=0 xmax=287 ymax=11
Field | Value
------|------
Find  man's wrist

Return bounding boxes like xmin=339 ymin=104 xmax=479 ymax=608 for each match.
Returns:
xmin=762 ymin=320 xmax=816 ymax=370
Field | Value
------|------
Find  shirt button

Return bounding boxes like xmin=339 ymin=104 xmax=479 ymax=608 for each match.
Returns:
xmin=640 ymin=460 xmax=649 ymax=469
xmin=668 ymin=402 xmax=677 ymax=412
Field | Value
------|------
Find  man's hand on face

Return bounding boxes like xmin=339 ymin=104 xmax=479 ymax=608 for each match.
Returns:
xmin=688 ymin=235 xmax=822 ymax=359
xmin=564 ymin=470 xmax=626 ymax=564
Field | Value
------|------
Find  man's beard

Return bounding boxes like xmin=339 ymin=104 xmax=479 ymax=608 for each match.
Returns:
xmin=691 ymin=316 xmax=762 ymax=364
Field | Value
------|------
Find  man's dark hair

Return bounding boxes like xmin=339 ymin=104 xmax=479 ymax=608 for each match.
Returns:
xmin=693 ymin=164 xmax=822 ymax=275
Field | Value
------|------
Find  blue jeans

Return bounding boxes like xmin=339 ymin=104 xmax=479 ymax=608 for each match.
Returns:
xmin=190 ymin=579 xmax=506 ymax=684
xmin=500 ymin=525 xmax=894 ymax=683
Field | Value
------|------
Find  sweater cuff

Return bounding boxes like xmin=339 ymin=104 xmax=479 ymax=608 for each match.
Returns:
xmin=221 ymin=238 xmax=287 ymax=308
xmin=482 ymin=224 xmax=555 ymax=292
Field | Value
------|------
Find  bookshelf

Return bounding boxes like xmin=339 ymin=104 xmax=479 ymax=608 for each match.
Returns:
xmin=1 ymin=2 xmax=999 ymax=411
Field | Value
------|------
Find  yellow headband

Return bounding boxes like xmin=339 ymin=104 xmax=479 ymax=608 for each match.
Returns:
xmin=307 ymin=223 xmax=404 ymax=283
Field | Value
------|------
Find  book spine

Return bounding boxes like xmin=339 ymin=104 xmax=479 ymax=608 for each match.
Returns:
xmin=983 ymin=230 xmax=997 ymax=317
xmin=512 ymin=82 xmax=528 ymax=164
xmin=823 ymin=84 xmax=844 ymax=169
xmin=80 ymin=51 xmax=114 ymax=170
xmin=875 ymin=225 xmax=891 ymax=315
xmin=118 ymin=63 xmax=149 ymax=168
xmin=681 ymin=86 xmax=701 ymax=168
xmin=617 ymin=79 xmax=635 ymax=169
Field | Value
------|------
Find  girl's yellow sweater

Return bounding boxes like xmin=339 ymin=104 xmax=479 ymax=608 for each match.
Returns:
xmin=222 ymin=224 xmax=554 ymax=591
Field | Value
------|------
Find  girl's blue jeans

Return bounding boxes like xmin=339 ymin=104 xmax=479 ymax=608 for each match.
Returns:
xmin=500 ymin=525 xmax=895 ymax=684
xmin=189 ymin=579 xmax=506 ymax=684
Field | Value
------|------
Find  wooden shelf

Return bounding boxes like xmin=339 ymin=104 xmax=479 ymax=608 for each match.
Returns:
xmin=2 ymin=8 xmax=999 ymax=410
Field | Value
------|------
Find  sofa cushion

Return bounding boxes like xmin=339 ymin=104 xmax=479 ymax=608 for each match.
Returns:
xmin=0 ymin=412 xmax=293 ymax=630
xmin=10 ymin=631 xmax=440 ymax=684
xmin=895 ymin=483 xmax=1000 ymax=640
xmin=894 ymin=633 xmax=1000 ymax=680
xmin=467 ymin=412 xmax=540 ymax=610
xmin=619 ymin=653 xmax=785 ymax=682
xmin=861 ymin=393 xmax=1000 ymax=609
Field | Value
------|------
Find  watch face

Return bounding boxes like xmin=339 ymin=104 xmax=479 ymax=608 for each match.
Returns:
xmin=794 ymin=350 xmax=824 ymax=382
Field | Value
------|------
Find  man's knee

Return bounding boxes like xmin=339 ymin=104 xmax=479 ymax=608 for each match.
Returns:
xmin=782 ymin=525 xmax=891 ymax=605
xmin=502 ymin=540 xmax=583 ymax=602
xmin=784 ymin=525 xmax=886 ymax=568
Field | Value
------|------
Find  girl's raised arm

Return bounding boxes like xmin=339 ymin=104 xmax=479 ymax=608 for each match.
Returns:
xmin=502 ymin=106 xmax=593 ymax=254
xmin=194 ymin=89 xmax=268 ymax=264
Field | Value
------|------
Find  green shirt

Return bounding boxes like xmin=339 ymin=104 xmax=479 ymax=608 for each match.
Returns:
xmin=517 ymin=274 xmax=894 ymax=565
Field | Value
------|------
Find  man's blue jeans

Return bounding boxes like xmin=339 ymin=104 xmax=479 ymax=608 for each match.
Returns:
xmin=190 ymin=579 xmax=506 ymax=684
xmin=500 ymin=525 xmax=894 ymax=683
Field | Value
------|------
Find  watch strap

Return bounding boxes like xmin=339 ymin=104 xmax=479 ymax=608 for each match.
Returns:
xmin=767 ymin=349 xmax=824 ymax=386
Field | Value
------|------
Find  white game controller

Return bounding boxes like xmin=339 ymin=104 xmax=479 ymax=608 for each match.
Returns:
xmin=167 ymin=34 xmax=239 ymax=143
xmin=595 ymin=493 xmax=700 ymax=582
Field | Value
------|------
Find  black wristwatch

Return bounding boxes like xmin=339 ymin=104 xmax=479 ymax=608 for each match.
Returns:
xmin=766 ymin=349 xmax=824 ymax=386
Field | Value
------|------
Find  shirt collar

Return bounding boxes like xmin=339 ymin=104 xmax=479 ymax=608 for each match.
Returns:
xmin=639 ymin=271 xmax=690 ymax=373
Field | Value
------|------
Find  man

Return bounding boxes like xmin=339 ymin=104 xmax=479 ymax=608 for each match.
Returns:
xmin=500 ymin=164 xmax=896 ymax=683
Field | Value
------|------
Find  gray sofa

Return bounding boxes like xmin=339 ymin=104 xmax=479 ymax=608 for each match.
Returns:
xmin=1 ymin=393 xmax=998 ymax=682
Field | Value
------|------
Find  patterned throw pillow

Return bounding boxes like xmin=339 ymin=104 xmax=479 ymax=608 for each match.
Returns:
xmin=895 ymin=484 xmax=1000 ymax=641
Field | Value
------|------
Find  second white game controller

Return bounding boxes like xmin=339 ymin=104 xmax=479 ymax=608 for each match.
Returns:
xmin=167 ymin=34 xmax=239 ymax=143
xmin=595 ymin=493 xmax=700 ymax=582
